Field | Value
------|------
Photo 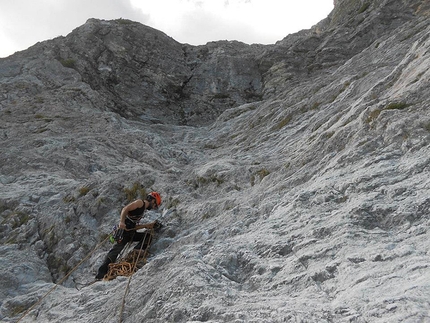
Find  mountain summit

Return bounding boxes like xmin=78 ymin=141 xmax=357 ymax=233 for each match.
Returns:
xmin=1 ymin=0 xmax=429 ymax=322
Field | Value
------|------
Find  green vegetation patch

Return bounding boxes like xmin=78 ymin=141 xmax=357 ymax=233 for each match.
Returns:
xmin=78 ymin=186 xmax=91 ymax=197
xmin=251 ymin=168 xmax=270 ymax=186
xmin=197 ymin=175 xmax=224 ymax=186
xmin=187 ymin=175 xmax=225 ymax=190
xmin=275 ymin=115 xmax=292 ymax=130
xmin=124 ymin=182 xmax=147 ymax=202
xmin=1 ymin=211 xmax=30 ymax=229
xmin=358 ymin=2 xmax=371 ymax=14
xmin=59 ymin=58 xmax=76 ymax=68
xmin=422 ymin=122 xmax=430 ymax=132
xmin=366 ymin=109 xmax=381 ymax=123
xmin=366 ymin=101 xmax=410 ymax=124
xmin=385 ymin=102 xmax=409 ymax=110
xmin=166 ymin=197 xmax=180 ymax=209
xmin=63 ymin=195 xmax=76 ymax=203
xmin=10 ymin=305 xmax=28 ymax=316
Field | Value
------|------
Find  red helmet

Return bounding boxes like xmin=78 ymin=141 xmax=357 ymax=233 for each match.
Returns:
xmin=147 ymin=191 xmax=162 ymax=207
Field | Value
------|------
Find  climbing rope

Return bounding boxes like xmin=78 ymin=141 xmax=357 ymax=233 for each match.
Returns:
xmin=17 ymin=234 xmax=111 ymax=323
xmin=118 ymin=228 xmax=154 ymax=323
xmin=105 ymin=226 xmax=154 ymax=280
xmin=17 ymin=223 xmax=158 ymax=322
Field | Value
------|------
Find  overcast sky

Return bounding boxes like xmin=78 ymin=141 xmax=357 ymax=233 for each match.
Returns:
xmin=0 ymin=0 xmax=334 ymax=58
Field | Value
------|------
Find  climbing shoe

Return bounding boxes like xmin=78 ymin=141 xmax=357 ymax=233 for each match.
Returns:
xmin=95 ymin=262 xmax=109 ymax=279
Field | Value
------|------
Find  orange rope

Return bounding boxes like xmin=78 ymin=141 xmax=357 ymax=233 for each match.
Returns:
xmin=17 ymin=225 xmax=156 ymax=323
xmin=104 ymin=229 xmax=153 ymax=280
xmin=118 ymin=228 xmax=154 ymax=323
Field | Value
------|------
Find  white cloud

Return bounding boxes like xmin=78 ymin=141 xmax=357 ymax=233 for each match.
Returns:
xmin=0 ymin=0 xmax=333 ymax=58
xmin=0 ymin=0 xmax=148 ymax=57
xmin=129 ymin=0 xmax=333 ymax=44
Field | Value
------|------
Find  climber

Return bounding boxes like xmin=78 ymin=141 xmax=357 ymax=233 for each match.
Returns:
xmin=95 ymin=191 xmax=162 ymax=279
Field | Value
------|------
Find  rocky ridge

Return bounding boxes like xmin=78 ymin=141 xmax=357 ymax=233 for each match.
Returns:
xmin=0 ymin=0 xmax=429 ymax=322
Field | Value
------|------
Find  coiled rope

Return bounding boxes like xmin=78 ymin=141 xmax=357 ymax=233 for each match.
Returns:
xmin=17 ymin=224 xmax=157 ymax=323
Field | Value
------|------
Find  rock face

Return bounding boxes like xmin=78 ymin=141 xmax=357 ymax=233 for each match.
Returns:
xmin=1 ymin=0 xmax=429 ymax=322
xmin=9 ymin=18 xmax=265 ymax=126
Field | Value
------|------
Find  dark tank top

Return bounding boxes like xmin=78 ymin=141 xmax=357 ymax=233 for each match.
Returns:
xmin=127 ymin=205 xmax=146 ymax=223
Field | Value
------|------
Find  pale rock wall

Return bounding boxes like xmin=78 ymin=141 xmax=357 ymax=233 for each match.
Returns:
xmin=1 ymin=0 xmax=429 ymax=322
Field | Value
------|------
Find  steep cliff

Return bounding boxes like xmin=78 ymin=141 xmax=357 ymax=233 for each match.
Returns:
xmin=1 ymin=0 xmax=429 ymax=322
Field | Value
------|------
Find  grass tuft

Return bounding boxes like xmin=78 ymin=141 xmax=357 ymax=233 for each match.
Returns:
xmin=358 ymin=2 xmax=370 ymax=14
xmin=385 ymin=102 xmax=409 ymax=110
xmin=124 ymin=183 xmax=146 ymax=202
xmin=59 ymin=58 xmax=76 ymax=68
